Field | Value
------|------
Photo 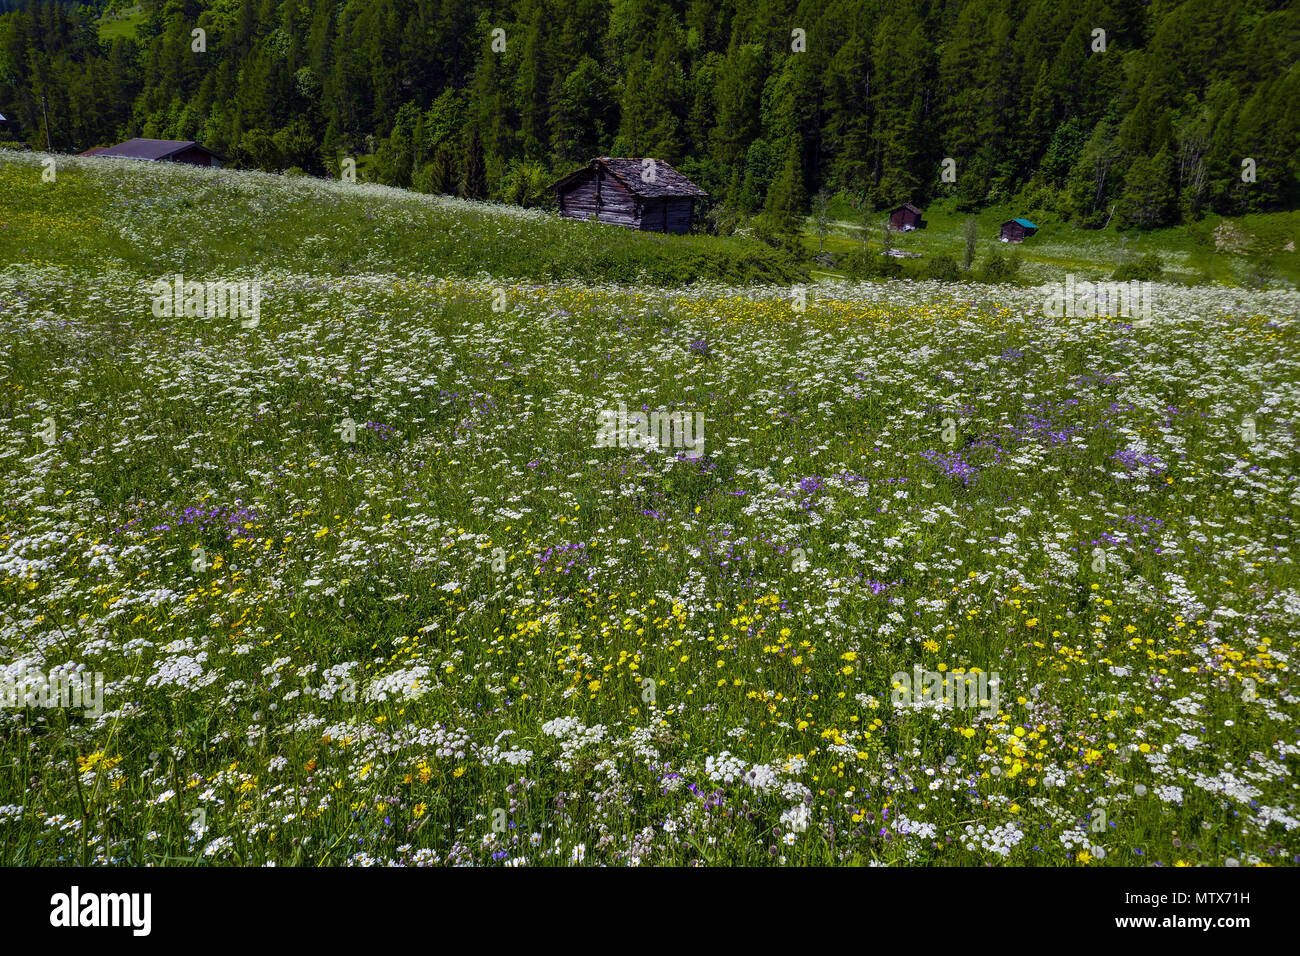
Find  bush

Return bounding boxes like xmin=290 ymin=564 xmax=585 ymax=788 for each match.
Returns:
xmin=838 ymin=247 xmax=874 ymax=279
xmin=878 ymin=255 xmax=902 ymax=278
xmin=839 ymin=248 xmax=903 ymax=279
xmin=1245 ymin=256 xmax=1278 ymax=290
xmin=749 ymin=212 xmax=801 ymax=252
xmin=982 ymin=252 xmax=1023 ymax=284
xmin=701 ymin=202 xmax=741 ymax=236
xmin=497 ymin=160 xmax=551 ymax=209
xmin=924 ymin=255 xmax=960 ymax=281
xmin=1112 ymin=252 xmax=1164 ymax=281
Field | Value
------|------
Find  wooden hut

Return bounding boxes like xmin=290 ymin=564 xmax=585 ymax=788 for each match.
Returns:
xmin=888 ymin=203 xmax=926 ymax=231
xmin=1000 ymin=218 xmax=1038 ymax=242
xmin=551 ymin=158 xmax=706 ymax=234
xmin=91 ymin=138 xmax=223 ymax=167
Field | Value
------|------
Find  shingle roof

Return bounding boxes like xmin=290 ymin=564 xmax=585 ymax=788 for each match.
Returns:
xmin=551 ymin=158 xmax=706 ymax=199
xmin=894 ymin=203 xmax=923 ymax=214
xmin=94 ymin=138 xmax=217 ymax=160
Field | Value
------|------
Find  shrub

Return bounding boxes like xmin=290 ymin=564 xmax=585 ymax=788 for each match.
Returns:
xmin=924 ymin=255 xmax=960 ymax=281
xmin=1245 ymin=256 xmax=1278 ymax=290
xmin=839 ymin=248 xmax=876 ymax=279
xmin=497 ymin=160 xmax=551 ymax=209
xmin=749 ymin=212 xmax=802 ymax=252
xmin=982 ymin=252 xmax=1023 ymax=284
xmin=877 ymin=255 xmax=903 ymax=278
xmin=702 ymin=203 xmax=741 ymax=236
xmin=1112 ymin=252 xmax=1164 ymax=281
xmin=840 ymin=248 xmax=905 ymax=280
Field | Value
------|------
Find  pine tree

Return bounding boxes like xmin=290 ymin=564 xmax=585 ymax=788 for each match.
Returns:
xmin=764 ymin=139 xmax=805 ymax=239
xmin=460 ymin=124 xmax=488 ymax=200
xmin=1118 ymin=148 xmax=1176 ymax=229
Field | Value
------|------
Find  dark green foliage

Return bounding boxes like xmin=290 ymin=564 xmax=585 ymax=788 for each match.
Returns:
xmin=1118 ymin=149 xmax=1176 ymax=230
xmin=840 ymin=248 xmax=901 ymax=280
xmin=1112 ymin=252 xmax=1165 ymax=282
xmin=837 ymin=247 xmax=876 ymax=279
xmin=497 ymin=159 xmax=550 ymax=208
xmin=962 ymin=216 xmax=979 ymax=271
xmin=2 ymin=0 xmax=1295 ymax=228
xmin=982 ymin=251 xmax=1023 ymax=284
xmin=763 ymin=140 xmax=806 ymax=239
xmin=459 ymin=125 xmax=488 ymax=200
xmin=924 ymin=255 xmax=960 ymax=281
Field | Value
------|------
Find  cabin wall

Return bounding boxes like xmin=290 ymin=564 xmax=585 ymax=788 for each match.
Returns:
xmin=557 ymin=170 xmax=638 ymax=227
xmin=634 ymin=198 xmax=692 ymax=234
xmin=664 ymin=198 xmax=693 ymax=234
xmin=172 ymin=146 xmax=216 ymax=166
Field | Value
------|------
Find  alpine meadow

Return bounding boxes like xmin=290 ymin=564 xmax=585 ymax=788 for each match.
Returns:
xmin=0 ymin=0 xmax=1298 ymax=903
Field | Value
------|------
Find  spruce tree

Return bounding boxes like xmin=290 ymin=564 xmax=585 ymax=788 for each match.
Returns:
xmin=460 ymin=125 xmax=488 ymax=200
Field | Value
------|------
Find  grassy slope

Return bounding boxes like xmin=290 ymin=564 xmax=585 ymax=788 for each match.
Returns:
xmin=10 ymin=150 xmax=1294 ymax=288
xmin=0 ymin=152 xmax=804 ymax=285
xmin=0 ymin=148 xmax=1298 ymax=867
xmin=97 ymin=4 xmax=145 ymax=42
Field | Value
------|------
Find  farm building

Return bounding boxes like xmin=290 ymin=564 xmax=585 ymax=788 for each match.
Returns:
xmin=1000 ymin=218 xmax=1038 ymax=242
xmin=889 ymin=203 xmax=926 ymax=231
xmin=89 ymin=138 xmax=223 ymax=167
xmin=551 ymin=158 xmax=706 ymax=234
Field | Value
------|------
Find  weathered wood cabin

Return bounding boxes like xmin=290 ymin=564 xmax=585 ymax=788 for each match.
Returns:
xmin=888 ymin=203 xmax=926 ymax=231
xmin=551 ymin=158 xmax=706 ymax=233
xmin=90 ymin=138 xmax=223 ymax=167
xmin=1000 ymin=218 xmax=1038 ymax=242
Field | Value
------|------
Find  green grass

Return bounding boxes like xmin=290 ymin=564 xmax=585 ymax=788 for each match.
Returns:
xmin=97 ymin=4 xmax=145 ymax=42
xmin=805 ymin=196 xmax=1300 ymax=286
xmin=0 ymin=149 xmax=1297 ymax=867
xmin=1 ymin=153 xmax=804 ymax=286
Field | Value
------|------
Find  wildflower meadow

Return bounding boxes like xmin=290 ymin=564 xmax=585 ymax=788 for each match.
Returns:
xmin=1 ymin=153 xmax=1298 ymax=869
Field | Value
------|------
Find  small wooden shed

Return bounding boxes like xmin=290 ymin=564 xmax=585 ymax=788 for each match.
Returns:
xmin=91 ymin=138 xmax=223 ymax=167
xmin=1000 ymin=218 xmax=1038 ymax=242
xmin=551 ymin=157 xmax=706 ymax=234
xmin=889 ymin=203 xmax=926 ymax=231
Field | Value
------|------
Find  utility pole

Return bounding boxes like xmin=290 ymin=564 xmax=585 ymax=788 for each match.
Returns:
xmin=41 ymin=94 xmax=52 ymax=151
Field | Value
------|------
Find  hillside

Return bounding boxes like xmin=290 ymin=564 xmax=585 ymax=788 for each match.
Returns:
xmin=6 ymin=151 xmax=1294 ymax=290
xmin=2 ymin=151 xmax=1299 ymax=867
xmin=802 ymin=198 xmax=1300 ymax=286
xmin=0 ymin=152 xmax=803 ymax=285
